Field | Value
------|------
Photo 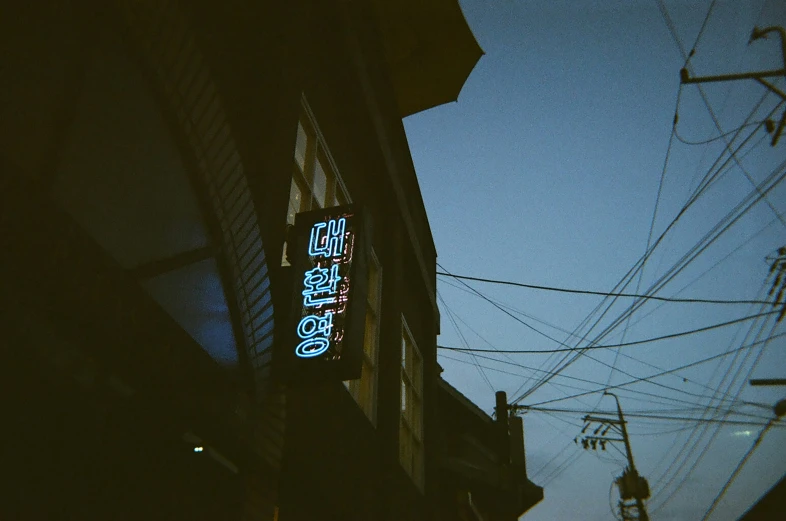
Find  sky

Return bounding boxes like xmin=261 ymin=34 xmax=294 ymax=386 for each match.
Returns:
xmin=402 ymin=1 xmax=786 ymax=520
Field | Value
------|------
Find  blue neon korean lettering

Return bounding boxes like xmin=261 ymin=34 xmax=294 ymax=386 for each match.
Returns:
xmin=295 ymin=312 xmax=334 ymax=358
xmin=302 ymin=264 xmax=341 ymax=307
xmin=295 ymin=214 xmax=353 ymax=360
xmin=308 ymin=218 xmax=346 ymax=258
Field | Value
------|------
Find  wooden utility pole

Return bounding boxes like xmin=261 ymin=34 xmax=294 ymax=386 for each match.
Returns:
xmin=576 ymin=393 xmax=650 ymax=521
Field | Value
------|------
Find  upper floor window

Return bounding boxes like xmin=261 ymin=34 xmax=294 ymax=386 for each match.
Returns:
xmin=285 ymin=104 xmax=349 ymax=231
xmin=283 ymin=104 xmax=349 ymax=267
xmin=344 ymin=250 xmax=382 ymax=424
xmin=287 ymin=99 xmax=382 ymax=424
xmin=400 ymin=317 xmax=424 ymax=489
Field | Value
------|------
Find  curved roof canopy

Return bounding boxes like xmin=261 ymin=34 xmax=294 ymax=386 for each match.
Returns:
xmin=373 ymin=0 xmax=483 ymax=118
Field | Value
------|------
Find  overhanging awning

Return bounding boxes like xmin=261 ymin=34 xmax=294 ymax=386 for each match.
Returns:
xmin=373 ymin=0 xmax=483 ymax=118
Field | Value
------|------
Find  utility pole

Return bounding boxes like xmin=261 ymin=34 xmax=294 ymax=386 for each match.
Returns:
xmin=575 ymin=392 xmax=650 ymax=521
xmin=749 ymin=378 xmax=786 ymax=417
xmin=680 ymin=26 xmax=786 ymax=146
xmin=766 ymin=246 xmax=786 ymax=322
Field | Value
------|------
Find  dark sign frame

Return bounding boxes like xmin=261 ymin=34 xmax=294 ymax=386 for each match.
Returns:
xmin=276 ymin=204 xmax=369 ymax=385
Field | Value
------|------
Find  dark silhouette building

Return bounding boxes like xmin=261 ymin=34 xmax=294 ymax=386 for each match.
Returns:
xmin=0 ymin=1 xmax=537 ymax=521
xmin=737 ymin=475 xmax=786 ymax=521
xmin=435 ymin=381 xmax=544 ymax=521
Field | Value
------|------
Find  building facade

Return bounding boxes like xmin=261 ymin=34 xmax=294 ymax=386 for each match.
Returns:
xmin=737 ymin=475 xmax=786 ymax=521
xmin=1 ymin=1 xmax=485 ymax=520
xmin=435 ymin=384 xmax=544 ymax=521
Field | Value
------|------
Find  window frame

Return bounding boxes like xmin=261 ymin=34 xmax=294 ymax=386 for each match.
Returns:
xmin=283 ymin=97 xmax=350 ymax=266
xmin=289 ymin=100 xmax=350 ymax=216
xmin=400 ymin=316 xmax=424 ymax=490
xmin=344 ymin=248 xmax=382 ymax=425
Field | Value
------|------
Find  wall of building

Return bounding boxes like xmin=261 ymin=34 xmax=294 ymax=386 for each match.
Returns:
xmin=1 ymin=1 xmax=443 ymax=520
xmin=184 ymin=0 xmax=442 ymax=520
xmin=1 ymin=1 xmax=282 ymax=519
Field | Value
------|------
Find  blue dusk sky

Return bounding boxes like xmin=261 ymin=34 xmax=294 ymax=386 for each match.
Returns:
xmin=403 ymin=1 xmax=786 ymax=520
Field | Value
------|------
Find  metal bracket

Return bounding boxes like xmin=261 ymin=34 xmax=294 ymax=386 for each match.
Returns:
xmin=679 ymin=26 xmax=786 ymax=146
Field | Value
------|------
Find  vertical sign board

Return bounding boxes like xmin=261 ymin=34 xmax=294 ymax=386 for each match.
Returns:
xmin=280 ymin=204 xmax=368 ymax=384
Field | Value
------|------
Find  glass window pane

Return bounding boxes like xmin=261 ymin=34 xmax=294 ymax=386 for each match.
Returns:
xmin=359 ymin=363 xmax=373 ymax=417
xmin=405 ymin=342 xmax=414 ymax=376
xmin=335 ymin=185 xmax=348 ymax=206
xmin=367 ymin=262 xmax=379 ymax=306
xmin=286 ymin=178 xmax=302 ymax=226
xmin=313 ymin=156 xmax=327 ymax=208
xmin=318 ymin=157 xmax=337 ymax=207
xmin=142 ymin=257 xmax=239 ymax=366
xmin=413 ymin=440 xmax=423 ymax=486
xmin=400 ymin=421 xmax=412 ymax=472
xmin=414 ymin=351 xmax=422 ymax=389
xmin=363 ymin=310 xmax=377 ymax=358
xmin=413 ymin=395 xmax=422 ymax=434
xmin=294 ymin=121 xmax=307 ymax=172
xmin=342 ymin=249 xmax=380 ymax=424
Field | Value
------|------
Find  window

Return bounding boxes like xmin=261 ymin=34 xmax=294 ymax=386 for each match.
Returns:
xmin=344 ymin=250 xmax=382 ymax=423
xmin=400 ymin=317 xmax=424 ymax=489
xmin=283 ymin=102 xmax=349 ymax=266
xmin=286 ymin=99 xmax=381 ymax=421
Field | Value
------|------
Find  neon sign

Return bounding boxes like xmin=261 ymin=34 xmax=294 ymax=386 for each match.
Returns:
xmin=294 ymin=216 xmax=351 ymax=358
xmin=281 ymin=205 xmax=367 ymax=381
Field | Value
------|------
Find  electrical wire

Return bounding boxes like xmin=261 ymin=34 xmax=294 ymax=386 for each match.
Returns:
xmin=683 ymin=98 xmax=780 ymax=213
xmin=614 ymin=213 xmax=784 ymax=357
xmin=435 ymin=285 xmax=584 ymax=403
xmin=519 ymin=154 xmax=786 ymax=402
xmin=652 ymin=126 xmax=773 ymax=280
xmin=438 ymin=272 xmax=776 ymax=400
xmin=437 ymin=262 xmax=570 ymax=349
xmin=656 ymin=0 xmax=786 ymax=227
xmin=436 ymin=272 xmax=771 ymax=306
xmin=522 ymin=406 xmax=783 ymax=428
xmin=438 ymin=309 xmax=778 ymax=353
xmin=515 ymin=92 xmax=784 ymax=405
xmin=530 ymin=438 xmax=577 ymax=479
xmin=519 ymin=331 xmax=784 ymax=408
xmin=579 ymin=349 xmax=771 ymax=415
xmin=675 ymin=120 xmax=769 ymax=145
xmin=686 ymin=0 xmax=719 ymax=62
xmin=610 ymin=480 xmax=622 ymax=521
xmin=434 ymin=9 xmax=777 ymax=500
xmin=610 ymin=82 xmax=684 ymax=411
xmin=698 ymin=417 xmax=778 ymax=521
xmin=649 ymin=308 xmax=778 ymax=511
xmin=540 ymin=450 xmax=585 ymax=487
xmin=646 ymin=224 xmax=781 ymax=502
xmin=438 ymin=291 xmax=494 ymax=391
xmin=444 ymin=329 xmax=782 ymax=414
xmin=631 ymin=424 xmax=709 ymax=437
xmin=440 ymin=349 xmax=775 ymax=414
